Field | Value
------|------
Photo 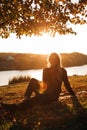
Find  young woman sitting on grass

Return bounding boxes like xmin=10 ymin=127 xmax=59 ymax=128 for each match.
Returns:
xmin=1 ymin=52 xmax=83 ymax=111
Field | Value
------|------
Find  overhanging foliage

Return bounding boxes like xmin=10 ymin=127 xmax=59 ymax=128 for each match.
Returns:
xmin=0 ymin=0 xmax=87 ymax=38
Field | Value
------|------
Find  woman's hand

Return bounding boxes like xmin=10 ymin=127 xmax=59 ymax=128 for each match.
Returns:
xmin=71 ymin=95 xmax=84 ymax=113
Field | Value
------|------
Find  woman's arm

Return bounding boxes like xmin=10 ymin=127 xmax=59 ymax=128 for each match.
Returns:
xmin=62 ymin=68 xmax=75 ymax=96
xmin=62 ymin=68 xmax=83 ymax=112
xmin=43 ymin=68 xmax=49 ymax=83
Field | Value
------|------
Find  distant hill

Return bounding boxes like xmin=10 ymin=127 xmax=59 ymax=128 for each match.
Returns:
xmin=0 ymin=52 xmax=87 ymax=71
xmin=61 ymin=52 xmax=87 ymax=67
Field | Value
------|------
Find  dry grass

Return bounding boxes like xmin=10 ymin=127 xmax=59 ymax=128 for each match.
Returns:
xmin=0 ymin=75 xmax=87 ymax=130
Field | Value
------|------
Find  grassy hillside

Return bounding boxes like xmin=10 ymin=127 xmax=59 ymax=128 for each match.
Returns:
xmin=0 ymin=52 xmax=87 ymax=70
xmin=0 ymin=75 xmax=87 ymax=130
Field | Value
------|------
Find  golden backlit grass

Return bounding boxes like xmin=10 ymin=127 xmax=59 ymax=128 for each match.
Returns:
xmin=0 ymin=75 xmax=87 ymax=103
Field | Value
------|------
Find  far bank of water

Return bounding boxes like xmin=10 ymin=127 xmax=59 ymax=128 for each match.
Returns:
xmin=0 ymin=65 xmax=87 ymax=86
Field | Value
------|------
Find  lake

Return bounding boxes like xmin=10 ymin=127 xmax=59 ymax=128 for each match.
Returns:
xmin=0 ymin=65 xmax=87 ymax=86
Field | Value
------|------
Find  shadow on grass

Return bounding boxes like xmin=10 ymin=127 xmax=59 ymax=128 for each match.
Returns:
xmin=1 ymin=101 xmax=87 ymax=130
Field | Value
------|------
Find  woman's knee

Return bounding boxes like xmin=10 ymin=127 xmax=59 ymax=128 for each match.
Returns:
xmin=30 ymin=78 xmax=38 ymax=83
xmin=29 ymin=78 xmax=36 ymax=85
xmin=30 ymin=78 xmax=40 ymax=90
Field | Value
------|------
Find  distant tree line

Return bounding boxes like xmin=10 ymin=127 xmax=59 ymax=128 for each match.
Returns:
xmin=0 ymin=52 xmax=87 ymax=71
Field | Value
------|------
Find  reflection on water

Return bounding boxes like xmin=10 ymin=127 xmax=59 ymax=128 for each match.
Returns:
xmin=0 ymin=65 xmax=87 ymax=86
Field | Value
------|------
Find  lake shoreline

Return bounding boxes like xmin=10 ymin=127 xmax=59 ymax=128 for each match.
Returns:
xmin=0 ymin=64 xmax=87 ymax=71
xmin=0 ymin=65 xmax=87 ymax=86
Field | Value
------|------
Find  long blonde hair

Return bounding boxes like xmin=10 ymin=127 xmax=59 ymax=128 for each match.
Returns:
xmin=47 ymin=52 xmax=62 ymax=68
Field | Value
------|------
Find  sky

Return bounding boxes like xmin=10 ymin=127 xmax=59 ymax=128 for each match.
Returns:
xmin=0 ymin=0 xmax=87 ymax=55
xmin=0 ymin=24 xmax=87 ymax=55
